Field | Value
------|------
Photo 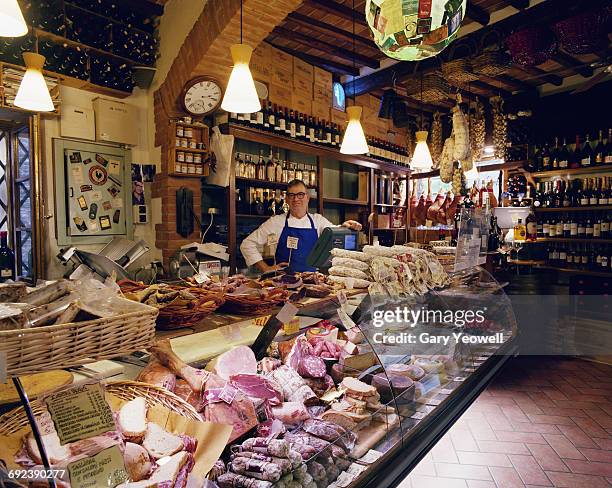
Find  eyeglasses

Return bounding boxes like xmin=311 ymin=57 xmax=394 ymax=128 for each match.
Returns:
xmin=286 ymin=192 xmax=307 ymax=200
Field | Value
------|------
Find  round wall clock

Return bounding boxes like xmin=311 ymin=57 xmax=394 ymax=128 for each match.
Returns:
xmin=181 ymin=76 xmax=223 ymax=116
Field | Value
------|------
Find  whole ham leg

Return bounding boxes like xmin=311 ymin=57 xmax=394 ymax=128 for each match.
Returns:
xmin=150 ymin=340 xmax=208 ymax=392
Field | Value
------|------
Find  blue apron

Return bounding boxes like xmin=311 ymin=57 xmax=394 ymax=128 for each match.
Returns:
xmin=275 ymin=213 xmax=318 ymax=272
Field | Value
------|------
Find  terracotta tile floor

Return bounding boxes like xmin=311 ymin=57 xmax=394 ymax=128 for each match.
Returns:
xmin=400 ymin=357 xmax=612 ymax=488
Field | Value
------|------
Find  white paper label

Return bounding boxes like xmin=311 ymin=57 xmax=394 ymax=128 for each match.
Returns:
xmin=337 ymin=308 xmax=356 ymax=329
xmin=358 ymin=450 xmax=383 ymax=464
xmin=337 ymin=290 xmax=348 ymax=308
xmin=454 ymin=376 xmax=466 ymax=382
xmin=112 ymin=198 xmax=123 ymax=208
xmin=286 ymin=236 xmax=299 ymax=249
xmin=411 ymin=411 xmax=427 ymax=420
xmin=267 ymin=233 xmax=278 ymax=246
xmin=88 ymin=220 xmax=99 ymax=232
xmin=276 ymin=302 xmax=299 ymax=325
xmin=194 ymin=272 xmax=210 ymax=284
xmin=439 ymin=388 xmax=453 ymax=395
xmin=108 ymin=159 xmax=120 ymax=175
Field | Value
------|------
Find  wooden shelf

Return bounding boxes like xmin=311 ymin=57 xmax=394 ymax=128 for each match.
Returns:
xmin=534 ymin=238 xmax=612 ymax=244
xmin=175 ymin=122 xmax=209 ymax=129
xmin=536 ymin=265 xmax=612 ymax=278
xmin=168 ymin=172 xmax=203 ymax=178
xmin=534 ymin=205 xmax=612 ymax=212
xmin=374 ymin=227 xmax=406 ymax=231
xmin=531 ymin=166 xmax=612 ymax=178
xmin=374 ymin=203 xmax=405 ymax=208
xmin=323 ymin=197 xmax=369 ymax=206
xmin=508 ymin=259 xmax=546 ymax=266
xmin=171 ymin=147 xmax=209 ymax=154
xmin=411 ymin=161 xmax=527 ymax=179
xmin=236 ymin=213 xmax=270 ymax=219
xmin=236 ymin=177 xmax=316 ymax=190
xmin=225 ymin=124 xmax=411 ymax=174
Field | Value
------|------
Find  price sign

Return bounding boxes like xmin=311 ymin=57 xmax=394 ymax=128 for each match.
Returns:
xmin=337 ymin=308 xmax=356 ymax=329
xmin=194 ymin=271 xmax=210 ymax=284
xmin=411 ymin=411 xmax=427 ymax=420
xmin=283 ymin=317 xmax=300 ymax=335
xmin=276 ymin=302 xmax=298 ymax=325
xmin=337 ymin=290 xmax=348 ymax=308
xmin=68 ymin=445 xmax=128 ymax=488
xmin=45 ymin=383 xmax=115 ymax=444
xmin=286 ymin=236 xmax=299 ymax=249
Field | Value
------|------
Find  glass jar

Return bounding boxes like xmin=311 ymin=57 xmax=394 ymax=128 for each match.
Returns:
xmin=176 ymin=125 xmax=184 ymax=137
xmin=175 ymin=138 xmax=181 ymax=147
xmin=183 ymin=116 xmax=192 ymax=124
xmin=194 ymin=154 xmax=202 ymax=164
xmin=180 ymin=138 xmax=188 ymax=148
xmin=188 ymin=162 xmax=196 ymax=174
xmin=189 ymin=140 xmax=197 ymax=149
xmin=184 ymin=127 xmax=193 ymax=138
xmin=185 ymin=152 xmax=194 ymax=163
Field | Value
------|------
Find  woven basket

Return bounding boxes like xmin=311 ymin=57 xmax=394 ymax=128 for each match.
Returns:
xmin=0 ymin=380 xmax=201 ymax=436
xmin=553 ymin=9 xmax=608 ymax=55
xmin=0 ymin=298 xmax=157 ymax=377
xmin=222 ymin=289 xmax=289 ymax=315
xmin=442 ymin=42 xmax=478 ymax=86
xmin=472 ymin=30 xmax=511 ymax=77
xmin=405 ymin=73 xmax=450 ymax=104
xmin=119 ymin=280 xmax=225 ymax=330
xmin=506 ymin=26 xmax=558 ymax=67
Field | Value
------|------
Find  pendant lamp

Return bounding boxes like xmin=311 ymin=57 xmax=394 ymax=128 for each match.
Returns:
xmin=220 ymin=0 xmax=260 ymax=114
xmin=0 ymin=0 xmax=28 ymax=37
xmin=410 ymin=75 xmax=433 ymax=171
xmin=14 ymin=53 xmax=54 ymax=112
xmin=340 ymin=0 xmax=369 ymax=155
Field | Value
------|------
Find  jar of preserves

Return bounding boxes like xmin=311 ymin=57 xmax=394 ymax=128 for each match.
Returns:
xmin=176 ymin=125 xmax=184 ymax=137
xmin=184 ymin=127 xmax=193 ymax=138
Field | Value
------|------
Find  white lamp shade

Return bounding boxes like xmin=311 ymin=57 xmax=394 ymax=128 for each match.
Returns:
xmin=465 ymin=164 xmax=479 ymax=179
xmin=221 ymin=43 xmax=261 ymax=114
xmin=340 ymin=106 xmax=369 ymax=155
xmin=0 ymin=0 xmax=28 ymax=37
xmin=410 ymin=130 xmax=433 ymax=170
xmin=14 ymin=53 xmax=54 ymax=112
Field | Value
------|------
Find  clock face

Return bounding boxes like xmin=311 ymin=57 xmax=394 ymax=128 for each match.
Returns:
xmin=182 ymin=77 xmax=222 ymax=115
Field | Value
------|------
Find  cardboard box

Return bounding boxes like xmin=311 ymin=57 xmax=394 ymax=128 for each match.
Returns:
xmin=269 ymin=83 xmax=293 ymax=105
xmin=358 ymin=171 xmax=369 ymax=202
xmin=269 ymin=45 xmax=293 ymax=72
xmin=251 ymin=46 xmax=272 ymax=83
xmin=271 ymin=65 xmax=292 ymax=87
xmin=331 ymin=108 xmax=347 ymax=126
xmin=93 ymin=98 xmax=138 ymax=146
xmin=311 ymin=100 xmax=331 ymax=120
xmin=374 ymin=213 xmax=390 ymax=229
xmin=61 ymin=105 xmax=95 ymax=141
xmin=293 ymin=57 xmax=313 ymax=80
xmin=314 ymin=66 xmax=332 ymax=90
xmin=291 ymin=93 xmax=312 ymax=114
xmin=293 ymin=74 xmax=313 ymax=99
xmin=313 ymin=83 xmax=332 ymax=105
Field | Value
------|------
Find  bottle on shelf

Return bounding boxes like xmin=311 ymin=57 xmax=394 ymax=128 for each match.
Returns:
xmin=269 ymin=103 xmax=278 ymax=131
xmin=570 ymin=135 xmax=581 ymax=169
xmin=514 ymin=218 xmax=526 ymax=241
xmin=562 ymin=178 xmax=572 ymax=207
xmin=555 ymin=214 xmax=563 ymax=237
xmin=585 ymin=214 xmax=594 ymax=238
xmin=298 ymin=113 xmax=306 ymax=140
xmin=274 ymin=149 xmax=283 ymax=183
xmin=287 ymin=161 xmax=296 ymax=182
xmin=605 ymin=128 xmax=612 ymax=164
xmin=594 ymin=213 xmax=602 ymax=239
xmin=309 ymin=165 xmax=317 ymax=187
xmin=266 ymin=149 xmax=275 ymax=182
xmin=289 ymin=109 xmax=297 ymax=139
xmin=266 ymin=191 xmax=276 ymax=216
xmin=281 ymin=158 xmax=289 ymax=183
xmin=563 ymin=214 xmax=571 ymax=238
xmin=277 ymin=107 xmax=286 ymax=134
xmin=580 ymin=134 xmax=594 ymax=167
xmin=0 ymin=231 xmax=15 ymax=282
xmin=570 ymin=215 xmax=578 ymax=238
xmin=526 ymin=206 xmax=538 ymax=242
xmin=558 ymin=138 xmax=570 ymax=169
xmin=601 ymin=213 xmax=610 ymax=238
xmin=594 ymin=130 xmax=605 ymax=165
xmin=256 ymin=151 xmax=265 ymax=180
xmin=579 ymin=178 xmax=590 ymax=206
xmin=295 ymin=163 xmax=303 ymax=182
xmin=541 ymin=143 xmax=551 ymax=171
xmin=589 ymin=178 xmax=599 ymax=206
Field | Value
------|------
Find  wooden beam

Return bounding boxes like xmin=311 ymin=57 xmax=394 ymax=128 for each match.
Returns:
xmin=479 ymin=74 xmax=535 ymax=93
xmin=267 ymin=42 xmax=360 ymax=77
xmin=516 ymin=65 xmax=563 ymax=86
xmin=286 ymin=12 xmax=375 ymax=50
xmin=270 ymin=27 xmax=379 ymax=69
xmin=551 ymin=52 xmax=594 ymax=78
xmin=305 ymin=0 xmax=366 ymax=23
xmin=466 ymin=3 xmax=490 ymax=26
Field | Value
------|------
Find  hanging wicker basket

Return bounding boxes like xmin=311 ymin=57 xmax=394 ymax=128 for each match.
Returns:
xmin=553 ymin=9 xmax=609 ymax=55
xmin=506 ymin=26 xmax=558 ymax=67
xmin=442 ymin=41 xmax=478 ymax=86
xmin=472 ymin=30 xmax=512 ymax=77
xmin=405 ymin=72 xmax=450 ymax=104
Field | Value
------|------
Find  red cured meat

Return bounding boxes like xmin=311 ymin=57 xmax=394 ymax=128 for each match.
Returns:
xmin=213 ymin=346 xmax=258 ymax=381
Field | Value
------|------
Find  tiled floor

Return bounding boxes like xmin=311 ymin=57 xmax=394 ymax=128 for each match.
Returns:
xmin=399 ymin=357 xmax=612 ymax=488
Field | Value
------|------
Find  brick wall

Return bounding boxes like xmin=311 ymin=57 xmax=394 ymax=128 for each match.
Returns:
xmin=153 ymin=0 xmax=303 ymax=268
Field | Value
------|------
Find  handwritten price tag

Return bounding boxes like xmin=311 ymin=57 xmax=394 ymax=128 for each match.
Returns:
xmin=276 ymin=302 xmax=298 ymax=325
xmin=286 ymin=236 xmax=299 ymax=249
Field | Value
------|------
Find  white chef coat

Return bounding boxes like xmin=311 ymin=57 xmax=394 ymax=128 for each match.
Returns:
xmin=240 ymin=213 xmax=336 ymax=267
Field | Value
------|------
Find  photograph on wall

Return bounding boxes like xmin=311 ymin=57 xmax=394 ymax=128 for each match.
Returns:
xmin=131 ymin=164 xmax=145 ymax=205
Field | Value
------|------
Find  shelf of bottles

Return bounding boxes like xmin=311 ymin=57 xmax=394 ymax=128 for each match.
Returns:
xmin=228 ymin=101 xmax=411 ymax=167
xmin=0 ymin=0 xmax=160 ymax=95
xmin=373 ymin=172 xmax=407 ymax=231
xmin=170 ymin=120 xmax=209 ymax=177
xmin=527 ymin=129 xmax=612 ymax=174
xmin=233 ymin=144 xmax=318 ymax=219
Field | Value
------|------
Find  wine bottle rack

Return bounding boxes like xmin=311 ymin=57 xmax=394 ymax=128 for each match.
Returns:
xmin=0 ymin=0 xmax=161 ymax=98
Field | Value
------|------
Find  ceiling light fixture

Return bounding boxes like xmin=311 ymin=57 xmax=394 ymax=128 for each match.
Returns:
xmin=14 ymin=53 xmax=54 ymax=112
xmin=0 ymin=0 xmax=28 ymax=37
xmin=410 ymin=75 xmax=433 ymax=170
xmin=220 ymin=0 xmax=260 ymax=114
xmin=340 ymin=0 xmax=369 ymax=155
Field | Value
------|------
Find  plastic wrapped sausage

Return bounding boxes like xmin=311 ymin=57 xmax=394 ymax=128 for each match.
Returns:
xmin=229 ymin=457 xmax=282 ymax=482
xmin=239 ymin=438 xmax=290 ymax=458
xmin=217 ymin=472 xmax=272 ymax=488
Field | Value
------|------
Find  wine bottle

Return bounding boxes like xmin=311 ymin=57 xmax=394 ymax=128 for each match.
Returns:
xmin=570 ymin=135 xmax=581 ymax=169
xmin=526 ymin=207 xmax=537 ymax=241
xmin=605 ymin=128 xmax=612 ymax=164
xmin=580 ymin=179 xmax=589 ymax=206
xmin=581 ymin=134 xmax=594 ymax=167
xmin=257 ymin=151 xmax=265 ymax=180
xmin=541 ymin=143 xmax=551 ymax=170
xmin=0 ymin=231 xmax=15 ymax=282
xmin=298 ymin=113 xmax=306 ymax=140
xmin=594 ymin=130 xmax=605 ymax=165
xmin=266 ymin=150 xmax=275 ymax=182
xmin=590 ymin=178 xmax=599 ymax=206
xmin=558 ymin=138 xmax=570 ymax=169
xmin=278 ymin=107 xmax=286 ymax=134
xmin=289 ymin=109 xmax=297 ymax=139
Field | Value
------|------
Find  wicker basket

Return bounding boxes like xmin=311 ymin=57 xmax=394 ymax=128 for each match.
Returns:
xmin=506 ymin=26 xmax=558 ymax=67
xmin=0 ymin=380 xmax=201 ymax=436
xmin=442 ymin=42 xmax=478 ymax=86
xmin=472 ymin=30 xmax=511 ymax=77
xmin=0 ymin=298 xmax=157 ymax=377
xmin=222 ymin=289 xmax=289 ymax=315
xmin=119 ymin=280 xmax=225 ymax=330
xmin=553 ymin=9 xmax=609 ymax=55
xmin=405 ymin=73 xmax=450 ymax=104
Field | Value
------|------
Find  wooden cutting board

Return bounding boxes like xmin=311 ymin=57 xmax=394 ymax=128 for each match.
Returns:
xmin=0 ymin=370 xmax=74 ymax=405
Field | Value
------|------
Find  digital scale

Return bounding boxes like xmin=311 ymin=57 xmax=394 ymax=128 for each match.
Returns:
xmin=306 ymin=227 xmax=359 ymax=269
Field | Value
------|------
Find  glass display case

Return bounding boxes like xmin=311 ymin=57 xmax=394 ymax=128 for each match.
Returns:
xmin=273 ymin=266 xmax=518 ymax=488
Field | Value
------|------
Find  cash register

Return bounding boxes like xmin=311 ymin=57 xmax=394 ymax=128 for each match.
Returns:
xmin=306 ymin=227 xmax=359 ymax=270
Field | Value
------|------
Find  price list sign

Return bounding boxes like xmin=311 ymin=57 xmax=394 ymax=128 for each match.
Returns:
xmin=45 ymin=383 xmax=116 ymax=444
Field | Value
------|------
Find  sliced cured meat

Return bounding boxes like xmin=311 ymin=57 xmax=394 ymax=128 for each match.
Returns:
xmin=174 ymin=379 xmax=203 ymax=411
xmin=298 ymin=355 xmax=327 ymax=379
xmin=212 ymin=346 xmax=258 ymax=381
xmin=142 ymin=423 xmax=184 ymax=459
xmin=271 ymin=402 xmax=310 ymax=426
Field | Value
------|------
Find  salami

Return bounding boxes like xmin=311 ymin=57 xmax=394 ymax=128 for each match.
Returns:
xmin=298 ymin=355 xmax=327 ymax=379
xmin=271 ymin=402 xmax=311 ymax=426
xmin=229 ymin=457 xmax=282 ymax=482
xmin=284 ymin=432 xmax=346 ymax=459
xmin=217 ymin=472 xmax=272 ymax=488
xmin=230 ymin=451 xmax=293 ymax=475
xmin=268 ymin=366 xmax=318 ymax=405
xmin=307 ymin=461 xmax=327 ymax=482
xmin=302 ymin=419 xmax=355 ymax=451
xmin=240 ymin=438 xmax=290 ymax=458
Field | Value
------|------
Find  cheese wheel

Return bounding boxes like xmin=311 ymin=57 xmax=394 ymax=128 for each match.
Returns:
xmin=371 ymin=373 xmax=415 ymax=404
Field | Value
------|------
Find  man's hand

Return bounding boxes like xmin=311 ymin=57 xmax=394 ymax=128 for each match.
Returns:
xmin=255 ymin=261 xmax=288 ymax=273
xmin=342 ymin=220 xmax=363 ymax=231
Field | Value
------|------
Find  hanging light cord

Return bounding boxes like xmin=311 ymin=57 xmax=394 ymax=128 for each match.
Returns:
xmin=240 ymin=0 xmax=243 ymax=44
xmin=351 ymin=0 xmax=356 ymax=102
xmin=420 ymin=73 xmax=424 ymax=131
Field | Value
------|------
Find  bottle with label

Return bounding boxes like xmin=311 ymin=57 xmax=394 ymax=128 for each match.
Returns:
xmin=266 ymin=191 xmax=276 ymax=216
xmin=235 ymin=152 xmax=243 ymax=178
xmin=309 ymin=165 xmax=317 ymax=187
xmin=590 ymin=178 xmax=599 ymax=206
xmin=295 ymin=163 xmax=303 ymax=182
xmin=558 ymin=138 xmax=570 ymax=169
xmin=262 ymin=102 xmax=270 ymax=131
xmin=289 ymin=110 xmax=297 ymax=139
xmin=266 ymin=150 xmax=275 ymax=182
xmin=570 ymin=135 xmax=581 ymax=169
xmin=298 ymin=113 xmax=306 ymax=140
xmin=287 ymin=162 xmax=296 ymax=182
xmin=599 ymin=177 xmax=608 ymax=205
xmin=555 ymin=215 xmax=564 ymax=237
xmin=514 ymin=218 xmax=526 ymax=241
xmin=585 ymin=214 xmax=594 ymax=238
xmin=581 ymin=134 xmax=594 ymax=167
xmin=274 ymin=150 xmax=283 ymax=183
xmin=541 ymin=143 xmax=551 ymax=170
xmin=283 ymin=108 xmax=291 ymax=135
xmin=0 ymin=231 xmax=15 ymax=282
xmin=308 ymin=116 xmax=316 ymax=143
xmin=562 ymin=179 xmax=572 ymax=207
xmin=282 ymin=159 xmax=289 ymax=183
xmin=256 ymin=151 xmax=266 ymax=180
xmin=255 ymin=105 xmax=264 ymax=127
xmin=594 ymin=130 xmax=605 ymax=165
xmin=278 ymin=107 xmax=286 ymax=134
xmin=334 ymin=123 xmax=341 ymax=146
xmin=601 ymin=213 xmax=610 ymax=238
xmin=605 ymin=128 xmax=612 ymax=164
xmin=526 ymin=207 xmax=537 ymax=241
xmin=563 ymin=215 xmax=571 ymax=238
xmin=570 ymin=215 xmax=578 ymax=237
xmin=269 ymin=103 xmax=277 ymax=131
xmin=580 ymin=179 xmax=589 ymax=206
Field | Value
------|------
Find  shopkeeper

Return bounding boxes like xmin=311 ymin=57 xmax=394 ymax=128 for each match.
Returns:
xmin=240 ymin=179 xmax=362 ymax=273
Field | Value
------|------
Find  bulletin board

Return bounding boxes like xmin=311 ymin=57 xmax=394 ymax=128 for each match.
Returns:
xmin=53 ymin=139 xmax=133 ymax=246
